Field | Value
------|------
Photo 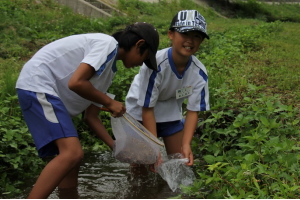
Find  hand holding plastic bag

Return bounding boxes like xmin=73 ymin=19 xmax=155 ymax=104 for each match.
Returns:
xmin=148 ymin=151 xmax=163 ymax=173
xmin=155 ymin=153 xmax=196 ymax=192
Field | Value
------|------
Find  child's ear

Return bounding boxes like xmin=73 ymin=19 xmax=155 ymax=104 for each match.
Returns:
xmin=168 ymin=30 xmax=174 ymax=40
xmin=136 ymin=39 xmax=146 ymax=48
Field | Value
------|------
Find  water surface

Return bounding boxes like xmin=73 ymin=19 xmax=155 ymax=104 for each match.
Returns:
xmin=18 ymin=151 xmax=183 ymax=199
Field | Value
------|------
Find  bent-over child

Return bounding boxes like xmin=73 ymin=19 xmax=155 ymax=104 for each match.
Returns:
xmin=16 ymin=22 xmax=159 ymax=198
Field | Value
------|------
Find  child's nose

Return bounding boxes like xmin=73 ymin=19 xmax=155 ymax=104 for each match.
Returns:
xmin=186 ymin=36 xmax=193 ymax=42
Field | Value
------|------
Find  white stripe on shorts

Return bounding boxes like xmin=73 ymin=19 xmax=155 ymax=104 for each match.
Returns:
xmin=36 ymin=93 xmax=59 ymax=123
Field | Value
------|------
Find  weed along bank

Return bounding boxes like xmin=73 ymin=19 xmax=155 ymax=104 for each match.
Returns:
xmin=1 ymin=0 xmax=300 ymax=198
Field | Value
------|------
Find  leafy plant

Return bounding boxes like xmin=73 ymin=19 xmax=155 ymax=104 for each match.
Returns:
xmin=1 ymin=0 xmax=300 ymax=198
xmin=0 ymin=95 xmax=45 ymax=197
xmin=185 ymin=87 xmax=300 ymax=198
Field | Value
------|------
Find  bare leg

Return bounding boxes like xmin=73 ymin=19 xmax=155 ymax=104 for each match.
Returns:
xmin=58 ymin=164 xmax=80 ymax=199
xmin=57 ymin=187 xmax=79 ymax=199
xmin=162 ymin=130 xmax=184 ymax=155
xmin=28 ymin=137 xmax=83 ymax=199
xmin=57 ymin=163 xmax=81 ymax=199
xmin=58 ymin=163 xmax=81 ymax=188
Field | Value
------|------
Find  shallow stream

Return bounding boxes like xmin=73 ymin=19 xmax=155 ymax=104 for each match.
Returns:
xmin=17 ymin=151 xmax=184 ymax=199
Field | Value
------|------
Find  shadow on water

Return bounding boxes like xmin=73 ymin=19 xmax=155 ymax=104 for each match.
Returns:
xmin=17 ymin=151 xmax=183 ymax=199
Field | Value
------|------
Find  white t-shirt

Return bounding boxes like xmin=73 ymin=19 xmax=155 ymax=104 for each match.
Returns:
xmin=16 ymin=33 xmax=118 ymax=117
xmin=126 ymin=47 xmax=210 ymax=122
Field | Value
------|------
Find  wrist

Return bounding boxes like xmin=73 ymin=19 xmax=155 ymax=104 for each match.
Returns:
xmin=182 ymin=143 xmax=191 ymax=149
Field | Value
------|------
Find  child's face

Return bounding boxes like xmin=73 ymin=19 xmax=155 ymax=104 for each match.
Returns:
xmin=168 ymin=30 xmax=204 ymax=58
xmin=122 ymin=41 xmax=150 ymax=69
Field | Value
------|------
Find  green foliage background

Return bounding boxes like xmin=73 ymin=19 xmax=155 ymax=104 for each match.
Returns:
xmin=0 ymin=0 xmax=300 ymax=198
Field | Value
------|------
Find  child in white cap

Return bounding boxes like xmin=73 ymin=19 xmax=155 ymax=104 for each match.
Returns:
xmin=16 ymin=22 xmax=159 ymax=198
xmin=126 ymin=10 xmax=210 ymax=168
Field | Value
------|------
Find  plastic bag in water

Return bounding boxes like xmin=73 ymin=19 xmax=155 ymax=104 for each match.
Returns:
xmin=111 ymin=113 xmax=164 ymax=164
xmin=155 ymin=153 xmax=196 ymax=192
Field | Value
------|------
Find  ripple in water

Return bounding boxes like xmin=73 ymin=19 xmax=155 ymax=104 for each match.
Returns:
xmin=18 ymin=151 xmax=182 ymax=199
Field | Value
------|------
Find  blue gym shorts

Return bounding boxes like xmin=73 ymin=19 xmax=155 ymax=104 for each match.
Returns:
xmin=17 ymin=89 xmax=78 ymax=158
xmin=139 ymin=120 xmax=184 ymax=137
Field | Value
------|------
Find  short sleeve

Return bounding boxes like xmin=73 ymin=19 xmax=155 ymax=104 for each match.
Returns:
xmin=187 ymin=69 xmax=210 ymax=111
xmin=82 ymin=36 xmax=117 ymax=71
xmin=137 ymin=65 xmax=161 ymax=108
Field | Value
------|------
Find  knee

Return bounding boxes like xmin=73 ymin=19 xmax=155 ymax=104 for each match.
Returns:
xmin=61 ymin=149 xmax=84 ymax=166
xmin=56 ymin=137 xmax=84 ymax=164
xmin=72 ymin=149 xmax=84 ymax=164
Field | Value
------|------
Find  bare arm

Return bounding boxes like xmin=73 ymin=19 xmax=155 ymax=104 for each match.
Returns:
xmin=84 ymin=104 xmax=114 ymax=150
xmin=142 ymin=107 xmax=162 ymax=172
xmin=142 ymin=107 xmax=157 ymax=137
xmin=182 ymin=110 xmax=198 ymax=166
xmin=68 ymin=63 xmax=125 ymax=117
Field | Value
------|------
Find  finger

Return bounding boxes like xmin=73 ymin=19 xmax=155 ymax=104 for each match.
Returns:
xmin=186 ymin=155 xmax=193 ymax=166
xmin=186 ymin=160 xmax=192 ymax=166
xmin=149 ymin=165 xmax=157 ymax=173
xmin=112 ymin=110 xmax=123 ymax=117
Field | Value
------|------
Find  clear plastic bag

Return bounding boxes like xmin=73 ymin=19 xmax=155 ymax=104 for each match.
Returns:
xmin=111 ymin=113 xmax=164 ymax=164
xmin=155 ymin=153 xmax=196 ymax=192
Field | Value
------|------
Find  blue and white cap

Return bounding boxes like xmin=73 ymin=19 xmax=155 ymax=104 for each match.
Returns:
xmin=169 ymin=10 xmax=209 ymax=39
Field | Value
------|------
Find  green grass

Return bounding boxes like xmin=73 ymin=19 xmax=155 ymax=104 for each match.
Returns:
xmin=206 ymin=17 xmax=300 ymax=107
xmin=1 ymin=0 xmax=300 ymax=198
